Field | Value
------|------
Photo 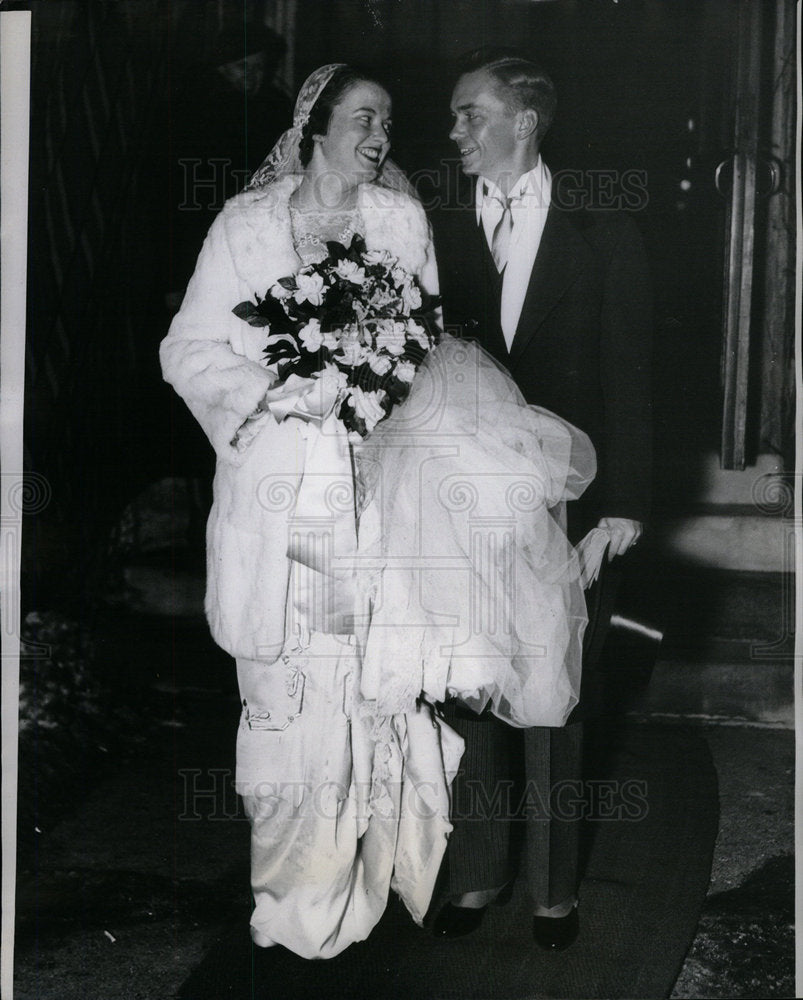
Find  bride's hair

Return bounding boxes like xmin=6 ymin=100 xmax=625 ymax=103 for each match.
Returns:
xmin=298 ymin=66 xmax=387 ymax=167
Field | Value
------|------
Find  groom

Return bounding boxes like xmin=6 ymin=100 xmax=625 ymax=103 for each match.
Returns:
xmin=430 ymin=48 xmax=652 ymax=948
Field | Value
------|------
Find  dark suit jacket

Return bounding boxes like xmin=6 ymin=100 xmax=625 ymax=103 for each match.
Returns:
xmin=432 ymin=186 xmax=653 ymax=539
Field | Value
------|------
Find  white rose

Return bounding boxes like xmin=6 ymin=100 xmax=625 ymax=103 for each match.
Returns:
xmin=407 ymin=320 xmax=431 ymax=349
xmin=367 ymin=353 xmax=393 ymax=376
xmin=335 ymin=259 xmax=366 ymax=285
xmin=394 ymin=359 xmax=417 ymax=383
xmin=375 ymin=321 xmax=406 ymax=356
xmin=299 ymin=318 xmax=324 ymax=352
xmin=363 ymin=249 xmax=394 ymax=267
xmin=401 ymin=281 xmax=422 ymax=312
xmin=349 ymin=387 xmax=386 ymax=432
xmin=321 ymin=329 xmax=340 ymax=351
xmin=316 ymin=361 xmax=348 ymax=391
xmin=338 ymin=340 xmax=368 ymax=367
xmin=294 ymin=272 xmax=325 ymax=306
xmin=368 ymin=286 xmax=397 ymax=310
xmin=305 ymin=364 xmax=347 ymax=417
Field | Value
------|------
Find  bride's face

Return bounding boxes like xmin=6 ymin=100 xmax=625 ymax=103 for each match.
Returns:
xmin=313 ymin=81 xmax=392 ymax=185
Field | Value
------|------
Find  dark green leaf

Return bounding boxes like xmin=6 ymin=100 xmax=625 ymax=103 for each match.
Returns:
xmin=232 ymin=301 xmax=272 ymax=327
xmin=325 ymin=240 xmax=349 ymax=261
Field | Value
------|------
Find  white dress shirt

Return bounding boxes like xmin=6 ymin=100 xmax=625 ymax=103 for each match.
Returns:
xmin=476 ymin=158 xmax=552 ymax=350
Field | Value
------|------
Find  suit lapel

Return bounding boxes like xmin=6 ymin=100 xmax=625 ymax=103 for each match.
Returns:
xmin=508 ymin=206 xmax=593 ymax=366
xmin=447 ymin=177 xmax=487 ymax=293
xmin=443 ymin=200 xmax=510 ymax=354
xmin=456 ymin=201 xmax=486 ymax=287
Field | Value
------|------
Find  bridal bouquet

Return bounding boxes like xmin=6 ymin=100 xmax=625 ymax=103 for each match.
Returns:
xmin=232 ymin=235 xmax=439 ymax=440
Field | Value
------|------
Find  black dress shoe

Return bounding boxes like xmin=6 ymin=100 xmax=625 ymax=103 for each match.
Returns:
xmin=431 ymin=902 xmax=487 ymax=938
xmin=532 ymin=905 xmax=579 ymax=951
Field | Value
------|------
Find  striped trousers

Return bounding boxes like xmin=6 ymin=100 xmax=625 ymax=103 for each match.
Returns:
xmin=441 ymin=705 xmax=583 ymax=909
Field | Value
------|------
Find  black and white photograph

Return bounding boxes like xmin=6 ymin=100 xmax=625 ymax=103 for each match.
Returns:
xmin=1 ymin=1 xmax=798 ymax=998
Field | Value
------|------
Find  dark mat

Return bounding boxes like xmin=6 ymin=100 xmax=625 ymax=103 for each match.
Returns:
xmin=672 ymin=855 xmax=795 ymax=998
xmin=177 ymin=720 xmax=718 ymax=1000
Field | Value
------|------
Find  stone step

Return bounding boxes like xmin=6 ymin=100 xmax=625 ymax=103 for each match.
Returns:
xmin=630 ymin=658 xmax=793 ymax=728
xmin=658 ymin=509 xmax=792 ymax=573
xmin=610 ymin=563 xmax=794 ymax=728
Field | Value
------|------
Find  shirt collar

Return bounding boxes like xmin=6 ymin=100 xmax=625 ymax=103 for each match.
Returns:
xmin=475 ymin=158 xmax=551 ymax=221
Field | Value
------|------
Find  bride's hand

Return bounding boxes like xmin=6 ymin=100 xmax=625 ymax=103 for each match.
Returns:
xmin=302 ymin=376 xmax=341 ymax=418
xmin=261 ymin=374 xmax=339 ymax=424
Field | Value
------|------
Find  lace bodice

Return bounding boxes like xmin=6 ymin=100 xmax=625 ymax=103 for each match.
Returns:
xmin=289 ymin=203 xmax=362 ymax=265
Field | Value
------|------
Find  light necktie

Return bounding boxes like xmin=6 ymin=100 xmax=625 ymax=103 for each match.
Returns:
xmin=490 ymin=194 xmax=513 ymax=272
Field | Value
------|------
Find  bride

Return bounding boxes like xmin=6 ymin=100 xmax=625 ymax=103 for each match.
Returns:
xmin=160 ymin=63 xmax=594 ymax=960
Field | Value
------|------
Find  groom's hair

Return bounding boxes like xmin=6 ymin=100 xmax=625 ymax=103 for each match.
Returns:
xmin=457 ymin=47 xmax=556 ymax=142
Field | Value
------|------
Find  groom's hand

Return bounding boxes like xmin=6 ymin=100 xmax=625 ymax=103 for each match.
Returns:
xmin=597 ymin=517 xmax=643 ymax=560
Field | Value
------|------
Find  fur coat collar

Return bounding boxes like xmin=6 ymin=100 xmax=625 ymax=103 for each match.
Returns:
xmin=221 ymin=175 xmax=431 ymax=292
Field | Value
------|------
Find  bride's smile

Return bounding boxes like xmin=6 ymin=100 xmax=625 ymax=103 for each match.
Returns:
xmin=312 ymin=80 xmax=392 ymax=185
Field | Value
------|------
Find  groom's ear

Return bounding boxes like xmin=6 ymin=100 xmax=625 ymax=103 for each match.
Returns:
xmin=517 ymin=108 xmax=539 ymax=140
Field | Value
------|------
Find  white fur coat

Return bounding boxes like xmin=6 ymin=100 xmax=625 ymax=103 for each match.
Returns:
xmin=160 ymin=175 xmax=438 ymax=661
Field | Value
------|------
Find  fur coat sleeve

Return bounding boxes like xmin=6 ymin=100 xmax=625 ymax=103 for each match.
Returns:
xmin=158 ymin=178 xmax=440 ymax=662
xmin=159 ymin=190 xmax=293 ymax=464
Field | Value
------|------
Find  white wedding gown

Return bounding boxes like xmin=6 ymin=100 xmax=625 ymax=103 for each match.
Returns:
xmin=235 ymin=412 xmax=463 ymax=960
xmin=234 ymin=212 xmax=595 ymax=960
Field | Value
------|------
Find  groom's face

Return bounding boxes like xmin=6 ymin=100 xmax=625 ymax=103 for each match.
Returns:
xmin=449 ymin=69 xmax=519 ymax=185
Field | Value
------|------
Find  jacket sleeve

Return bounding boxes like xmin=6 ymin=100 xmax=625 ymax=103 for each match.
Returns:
xmin=159 ymin=211 xmax=275 ymax=465
xmin=598 ymin=215 xmax=653 ymax=522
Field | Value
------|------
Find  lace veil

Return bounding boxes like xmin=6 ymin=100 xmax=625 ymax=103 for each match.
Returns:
xmin=247 ymin=63 xmax=415 ymax=196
